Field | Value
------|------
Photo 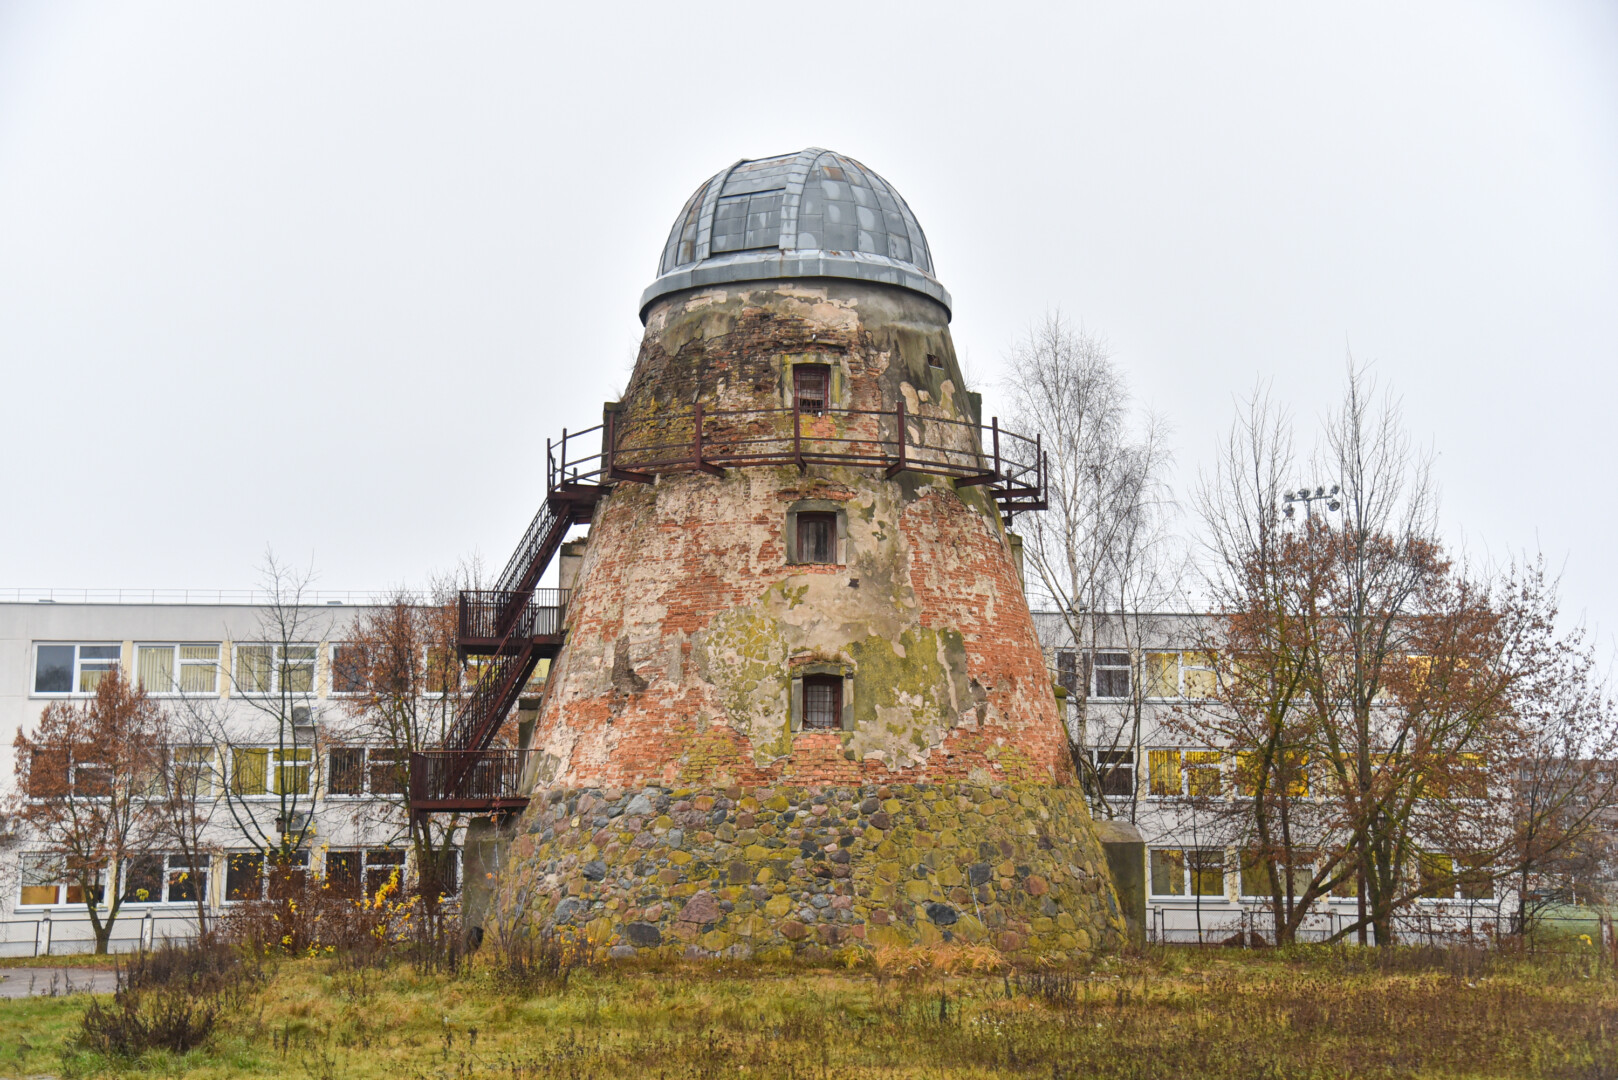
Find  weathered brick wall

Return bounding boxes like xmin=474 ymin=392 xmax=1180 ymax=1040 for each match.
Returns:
xmin=527 ymin=281 xmax=1073 ymax=792
xmin=496 ymin=780 xmax=1127 ymax=961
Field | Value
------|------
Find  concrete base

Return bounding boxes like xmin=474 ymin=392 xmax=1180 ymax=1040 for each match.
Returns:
xmin=1092 ymin=819 xmax=1146 ymax=951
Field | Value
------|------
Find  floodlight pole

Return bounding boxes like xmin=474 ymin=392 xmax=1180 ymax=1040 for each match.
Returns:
xmin=1283 ymin=484 xmax=1341 ymax=522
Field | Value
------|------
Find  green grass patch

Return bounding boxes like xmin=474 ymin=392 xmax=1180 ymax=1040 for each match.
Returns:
xmin=5 ymin=945 xmax=1616 ymax=1079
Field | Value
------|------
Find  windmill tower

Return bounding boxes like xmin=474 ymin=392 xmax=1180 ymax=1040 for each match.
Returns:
xmin=460 ymin=149 xmax=1127 ymax=958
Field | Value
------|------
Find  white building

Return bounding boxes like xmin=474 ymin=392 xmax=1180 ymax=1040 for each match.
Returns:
xmin=0 ymin=593 xmax=453 ymax=956
xmin=1032 ymin=610 xmax=1510 ymax=945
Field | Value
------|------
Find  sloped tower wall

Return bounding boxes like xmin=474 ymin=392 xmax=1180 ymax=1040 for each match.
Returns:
xmin=496 ymin=150 xmax=1125 ymax=961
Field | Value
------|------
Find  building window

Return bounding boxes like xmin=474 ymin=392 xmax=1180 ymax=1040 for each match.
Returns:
xmin=171 ymin=746 xmax=215 ymax=798
xmin=1190 ymin=850 xmax=1226 ymax=897
xmin=1151 ymin=847 xmax=1225 ymax=898
xmin=1418 ymin=853 xmax=1494 ymax=901
xmin=18 ymin=853 xmax=100 ymax=906
xmin=1144 ymin=652 xmax=1179 ymax=698
xmin=1056 ymin=650 xmax=1085 ymax=698
xmin=325 ymin=850 xmax=363 ymax=898
xmin=136 ymin=644 xmax=220 ymax=696
xmin=327 ymin=747 xmax=365 ymax=796
xmin=1234 ymin=750 xmax=1310 ymax=798
xmin=791 ymin=667 xmax=851 ymax=732
xmin=33 ymin=643 xmax=120 ymax=695
xmin=926 ymin=353 xmax=943 ymax=369
xmin=1148 ymin=750 xmax=1180 ymax=797
xmin=796 ymin=512 xmax=837 ymax=564
xmin=225 ymin=852 xmax=264 ymax=902
xmin=1182 ymin=653 xmax=1218 ymax=698
xmin=1150 ymin=848 xmax=1186 ymax=897
xmin=71 ymin=761 xmax=113 ymax=799
xmin=794 ymin=364 xmax=830 ymax=415
xmin=326 ymin=747 xmax=405 ymax=797
xmin=122 ymin=854 xmax=163 ymax=904
xmin=230 ymin=746 xmax=312 ymax=796
xmin=276 ymin=748 xmax=313 ymax=795
xmin=802 ymin=675 xmax=843 ymax=731
xmin=330 ymin=644 xmax=368 ymax=695
xmin=369 ymin=750 xmax=406 ymax=795
xmin=364 ymin=849 xmax=406 ymax=898
xmin=234 ymin=644 xmax=316 ymax=695
xmin=1092 ymin=750 xmax=1134 ymax=798
xmin=323 ymin=850 xmax=420 ymax=900
xmin=167 ymin=854 xmax=208 ymax=904
xmin=1093 ymin=652 xmax=1131 ymax=699
xmin=786 ymin=501 xmax=846 ymax=566
xmin=1239 ymin=851 xmax=1315 ymax=900
xmin=1148 ymin=749 xmax=1222 ymax=798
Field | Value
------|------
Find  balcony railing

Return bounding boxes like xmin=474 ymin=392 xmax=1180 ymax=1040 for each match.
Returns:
xmin=551 ymin=402 xmax=1047 ymax=518
xmin=409 ymin=749 xmax=531 ymax=812
xmin=457 ymin=588 xmax=568 ymax=649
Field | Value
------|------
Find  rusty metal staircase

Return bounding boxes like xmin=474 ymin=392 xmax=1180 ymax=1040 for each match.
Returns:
xmin=410 ymin=428 xmax=610 ymax=814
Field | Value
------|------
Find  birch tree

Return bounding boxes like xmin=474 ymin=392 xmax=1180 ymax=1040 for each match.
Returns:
xmin=1005 ymin=313 xmax=1179 ymax=817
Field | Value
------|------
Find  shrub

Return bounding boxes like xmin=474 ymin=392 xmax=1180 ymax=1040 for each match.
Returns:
xmin=489 ymin=929 xmax=590 ymax=996
xmin=79 ymin=937 xmax=258 ymax=1057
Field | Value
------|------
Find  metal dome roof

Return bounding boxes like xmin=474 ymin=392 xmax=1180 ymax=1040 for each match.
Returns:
xmin=639 ymin=148 xmax=951 ymax=322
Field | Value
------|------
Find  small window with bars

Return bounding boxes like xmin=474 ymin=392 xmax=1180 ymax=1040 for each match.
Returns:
xmin=794 ymin=365 xmax=829 ymax=415
xmin=802 ymin=675 xmax=842 ymax=731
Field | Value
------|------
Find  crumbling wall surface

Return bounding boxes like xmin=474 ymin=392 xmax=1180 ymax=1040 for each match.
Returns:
xmin=527 ymin=280 xmax=1071 ymax=791
xmin=494 ymin=780 xmax=1127 ymax=961
xmin=528 ymin=460 xmax=1071 ymax=789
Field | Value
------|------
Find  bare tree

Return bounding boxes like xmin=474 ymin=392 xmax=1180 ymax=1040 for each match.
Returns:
xmin=328 ymin=576 xmax=476 ymax=910
xmin=174 ymin=553 xmax=324 ymax=900
xmin=149 ymin=707 xmax=224 ymax=937
xmin=11 ymin=670 xmax=163 ymax=953
xmin=1494 ymin=561 xmax=1618 ymax=936
xmin=1004 ymin=313 xmax=1180 ymax=818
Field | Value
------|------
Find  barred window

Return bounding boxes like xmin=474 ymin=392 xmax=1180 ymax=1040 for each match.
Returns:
xmin=802 ymin=675 xmax=842 ymax=731
xmin=794 ymin=364 xmax=829 ymax=415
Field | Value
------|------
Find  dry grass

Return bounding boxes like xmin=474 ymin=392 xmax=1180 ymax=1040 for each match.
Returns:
xmin=3 ymin=943 xmax=1615 ymax=1079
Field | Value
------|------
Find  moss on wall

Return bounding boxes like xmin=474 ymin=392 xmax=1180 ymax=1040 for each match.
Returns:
xmin=495 ymin=780 xmax=1127 ymax=963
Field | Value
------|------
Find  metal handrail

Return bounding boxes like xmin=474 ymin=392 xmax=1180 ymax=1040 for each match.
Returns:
xmin=444 ymin=590 xmax=546 ymax=754
xmin=458 ymin=589 xmax=569 ymax=642
xmin=545 ymin=403 xmax=1047 ymax=514
xmin=410 ymin=749 xmax=531 ymax=807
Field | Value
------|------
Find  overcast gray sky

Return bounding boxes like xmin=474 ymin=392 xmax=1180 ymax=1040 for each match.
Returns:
xmin=2 ymin=3 xmax=1614 ymax=641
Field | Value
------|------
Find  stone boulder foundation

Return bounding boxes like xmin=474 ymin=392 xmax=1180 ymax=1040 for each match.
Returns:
xmin=495 ymin=780 xmax=1127 ymax=961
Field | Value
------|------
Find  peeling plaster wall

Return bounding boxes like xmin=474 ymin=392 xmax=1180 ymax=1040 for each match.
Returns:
xmin=528 ymin=282 xmax=1071 ymax=791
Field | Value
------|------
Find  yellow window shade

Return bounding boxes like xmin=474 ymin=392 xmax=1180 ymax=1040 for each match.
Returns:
xmin=1185 ymin=750 xmax=1222 ymax=796
xmin=1148 ymin=750 xmax=1182 ymax=796
xmin=231 ymin=748 xmax=268 ymax=795
xmin=1144 ymin=653 xmax=1179 ymax=698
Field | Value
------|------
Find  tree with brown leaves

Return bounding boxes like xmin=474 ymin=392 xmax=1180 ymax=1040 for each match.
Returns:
xmin=330 ymin=580 xmax=476 ymax=909
xmin=1179 ymin=367 xmax=1618 ymax=945
xmin=11 ymin=669 xmax=163 ymax=953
